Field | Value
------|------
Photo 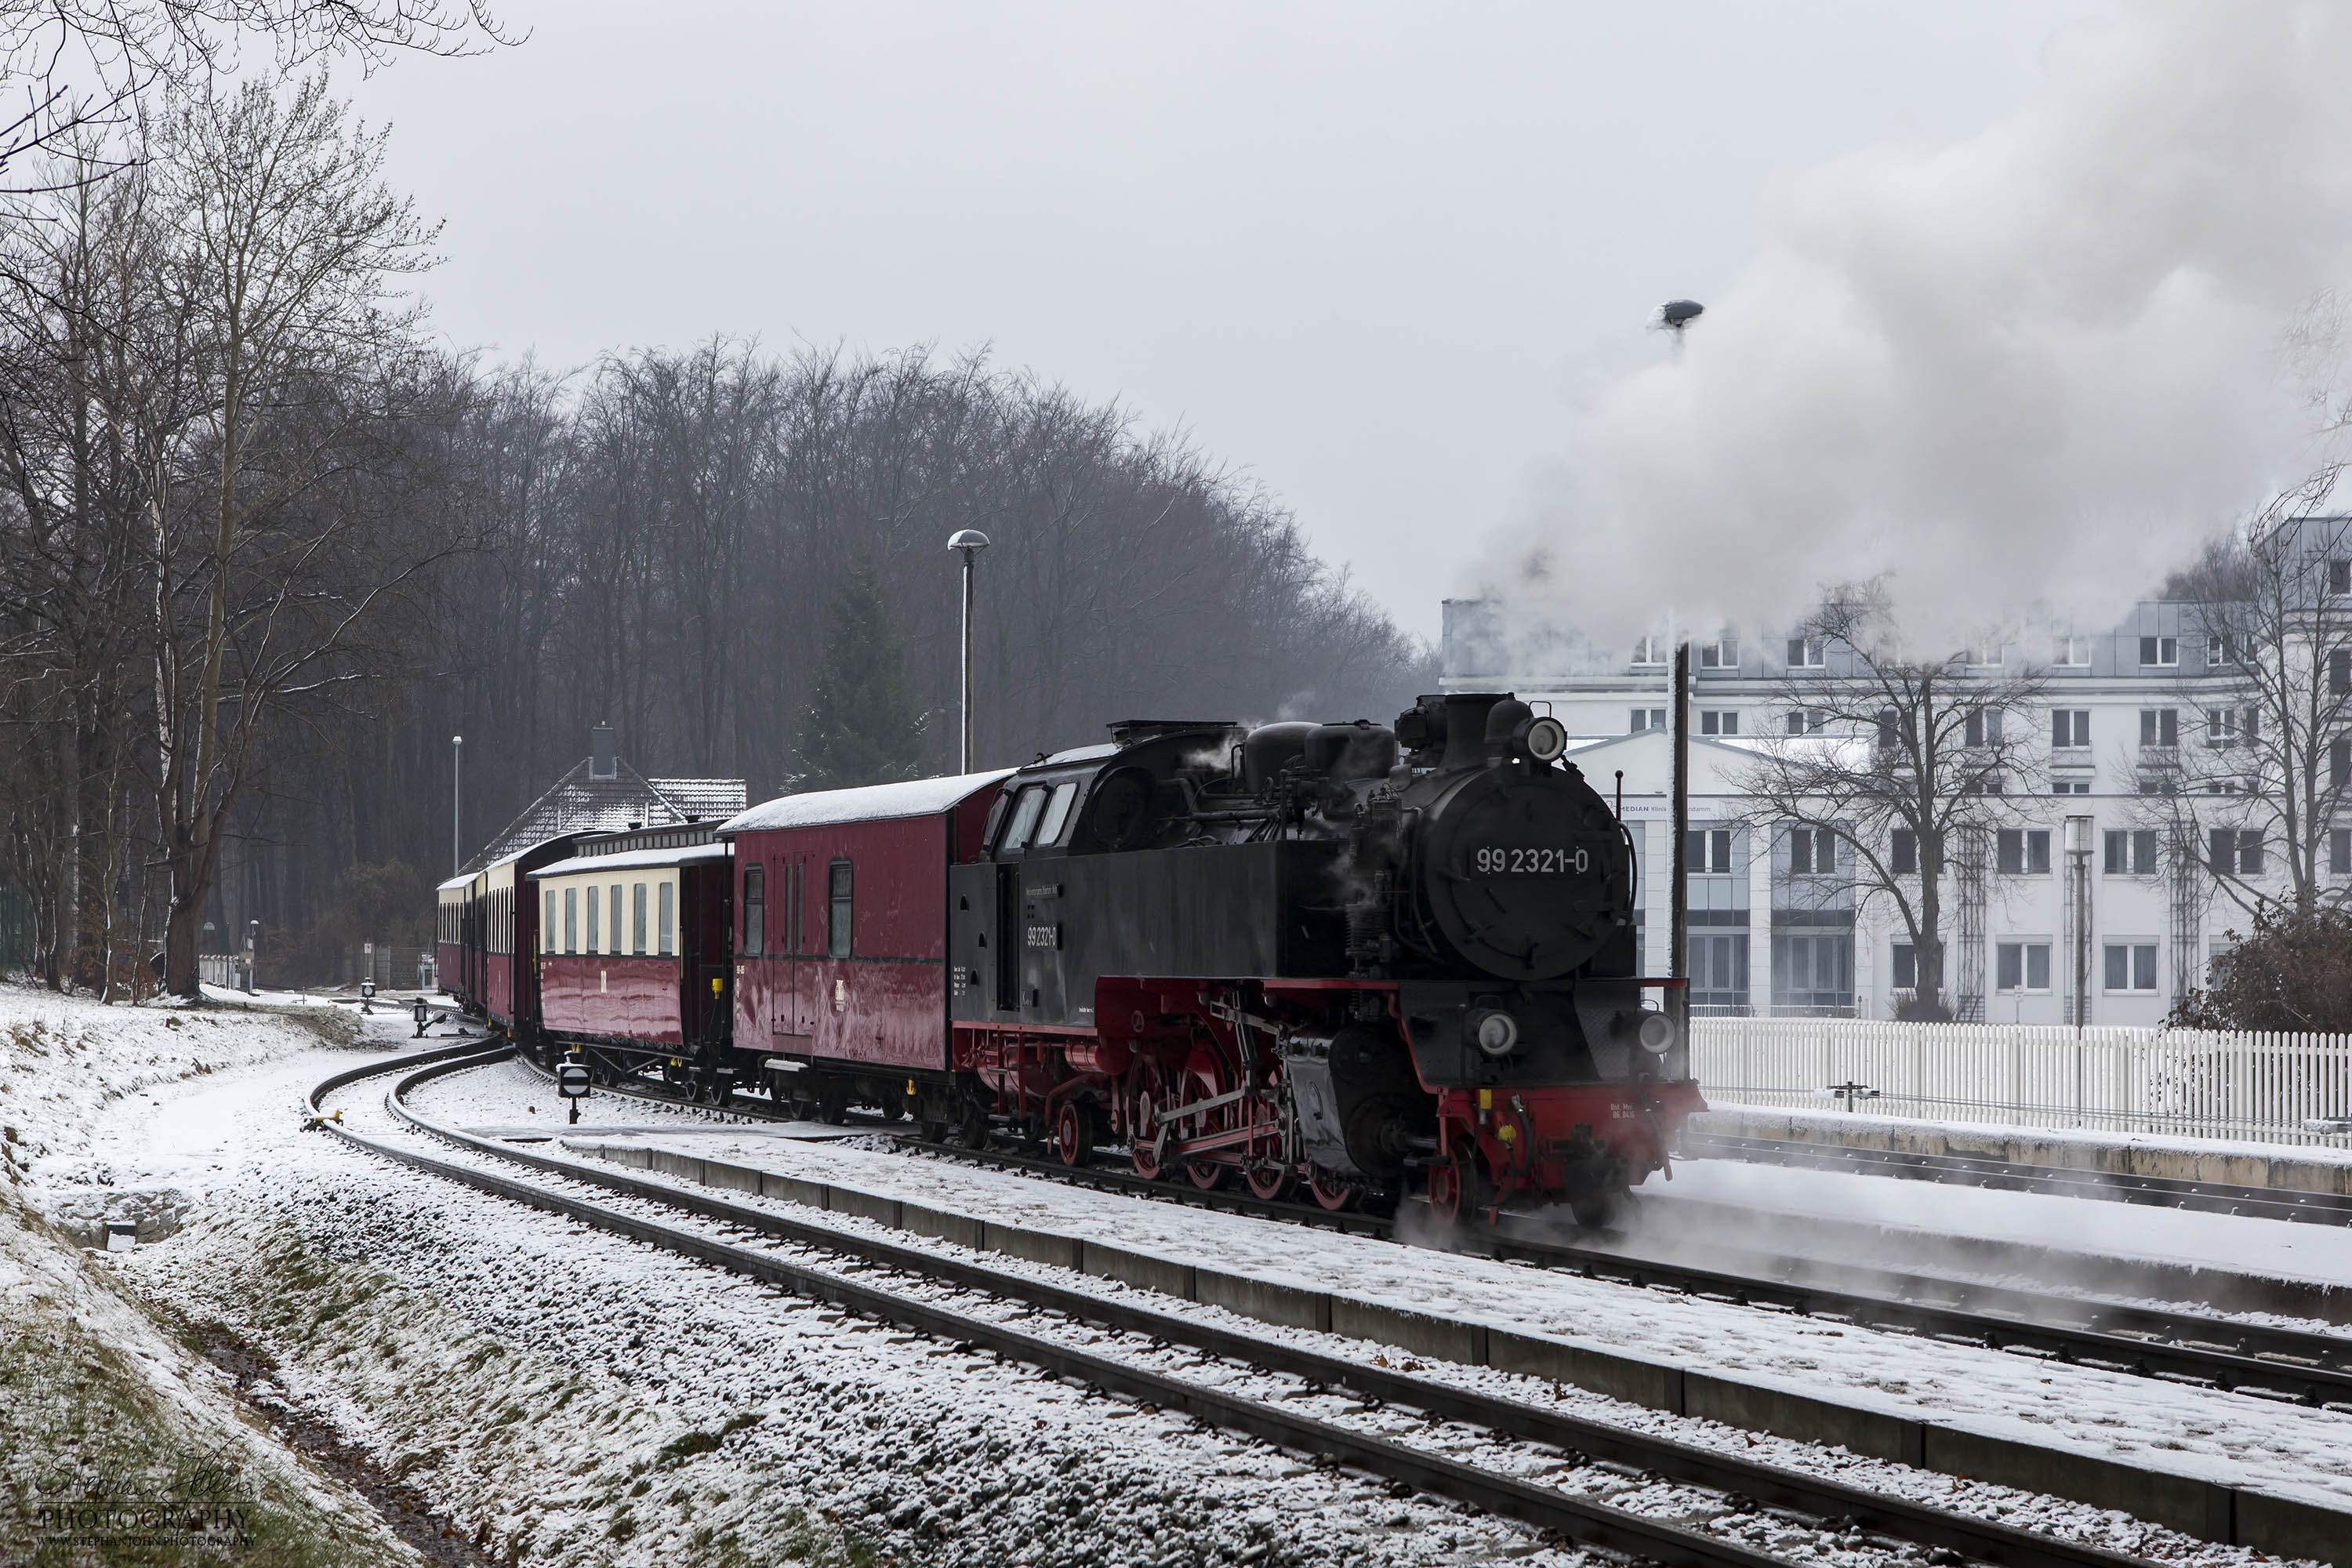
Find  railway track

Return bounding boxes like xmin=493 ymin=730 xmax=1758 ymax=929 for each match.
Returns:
xmin=313 ymin=1046 xmax=2192 ymax=1568
xmin=521 ymin=1054 xmax=2352 ymax=1412
xmin=1682 ymin=1132 xmax=2352 ymax=1229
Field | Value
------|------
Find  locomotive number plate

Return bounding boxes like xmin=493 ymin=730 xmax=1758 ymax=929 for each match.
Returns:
xmin=1471 ymin=844 xmax=1589 ymax=875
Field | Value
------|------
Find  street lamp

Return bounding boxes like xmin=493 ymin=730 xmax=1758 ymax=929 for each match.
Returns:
xmin=946 ymin=530 xmax=991 ymax=772
xmin=451 ymin=735 xmax=463 ymax=875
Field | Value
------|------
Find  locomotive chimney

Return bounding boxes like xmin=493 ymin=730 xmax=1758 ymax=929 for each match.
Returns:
xmin=589 ymin=723 xmax=617 ymax=781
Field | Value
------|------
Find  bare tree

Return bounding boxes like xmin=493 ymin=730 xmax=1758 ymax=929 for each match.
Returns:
xmin=0 ymin=0 xmax=510 ymax=191
xmin=1733 ymin=583 xmax=2047 ymax=1018
xmin=143 ymin=73 xmax=463 ymax=995
xmin=2136 ymin=484 xmax=2352 ymax=926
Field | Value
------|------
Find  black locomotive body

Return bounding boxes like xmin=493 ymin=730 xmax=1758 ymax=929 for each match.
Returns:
xmin=946 ymin=691 xmax=1702 ymax=1224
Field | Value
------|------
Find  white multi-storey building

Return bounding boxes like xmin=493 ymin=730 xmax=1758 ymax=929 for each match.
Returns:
xmin=1440 ymin=586 xmax=2349 ymax=1025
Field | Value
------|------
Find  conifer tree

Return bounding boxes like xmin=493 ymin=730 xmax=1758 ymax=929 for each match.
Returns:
xmin=797 ymin=557 xmax=928 ymax=789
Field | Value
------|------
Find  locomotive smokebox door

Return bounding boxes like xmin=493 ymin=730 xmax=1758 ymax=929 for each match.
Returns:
xmin=557 ymin=1061 xmax=590 ymax=1124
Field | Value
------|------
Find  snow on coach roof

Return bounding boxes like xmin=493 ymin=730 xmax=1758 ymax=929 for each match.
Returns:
xmin=528 ymin=841 xmax=731 ymax=880
xmin=718 ymin=769 xmax=1014 ymax=836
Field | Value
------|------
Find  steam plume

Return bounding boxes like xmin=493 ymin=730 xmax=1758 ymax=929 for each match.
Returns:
xmin=1487 ymin=2 xmax=2352 ymax=652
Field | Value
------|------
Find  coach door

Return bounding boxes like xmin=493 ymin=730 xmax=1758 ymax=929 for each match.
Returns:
xmin=774 ymin=855 xmax=814 ymax=1044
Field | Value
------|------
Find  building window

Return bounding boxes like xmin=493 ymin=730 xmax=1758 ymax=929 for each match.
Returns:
xmin=2332 ymin=559 xmax=2351 ymax=596
xmin=2139 ymin=708 xmax=2178 ymax=747
xmin=659 ymin=881 xmax=675 ymax=956
xmin=742 ymin=865 xmax=765 ymax=953
xmin=1963 ymin=708 xmax=2002 ymax=746
xmin=1995 ymin=829 xmax=2049 ymax=874
xmin=1877 ymin=709 xmax=1905 ymax=749
xmin=1785 ymin=637 xmax=1825 ymax=668
xmin=2053 ymin=779 xmax=2090 ymax=795
xmin=1996 ymin=942 xmax=2052 ymax=992
xmin=2103 ymin=942 xmax=2158 ymax=992
xmin=2205 ymin=707 xmax=2258 ymax=747
xmin=1685 ymin=827 xmax=1736 ymax=874
xmin=1891 ymin=828 xmax=1918 ymax=875
xmin=2334 ymin=828 xmax=2351 ymax=875
xmin=1697 ymin=635 xmax=1740 ymax=670
xmin=1688 ymin=931 xmax=1750 ymax=1011
xmin=1891 ymin=941 xmax=1916 ymax=989
xmin=2052 ymin=710 xmax=2089 ymax=748
xmin=2139 ymin=635 xmax=2179 ymax=667
xmin=1960 ymin=645 xmax=2002 ymax=667
xmin=2103 ymin=829 xmax=2158 ymax=874
xmin=827 ymin=859 xmax=854 ymax=957
xmin=1630 ymin=707 xmax=1666 ymax=732
xmin=1699 ymin=710 xmax=1739 ymax=735
xmin=1787 ymin=826 xmax=1835 ymax=873
xmin=2334 ymin=649 xmax=2351 ymax=696
xmin=2209 ymin=828 xmax=2264 ymax=876
xmin=1772 ymin=931 xmax=1853 ymax=1011
xmin=2335 ymin=737 xmax=2350 ymax=790
xmin=1785 ymin=710 xmax=1813 ymax=736
xmin=1632 ymin=635 xmax=1664 ymax=665
xmin=633 ymin=883 xmax=648 ymax=954
xmin=2053 ymin=636 xmax=2091 ymax=667
xmin=2207 ymin=633 xmax=2241 ymax=666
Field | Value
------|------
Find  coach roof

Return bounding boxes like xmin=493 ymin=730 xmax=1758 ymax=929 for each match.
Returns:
xmin=718 ymin=769 xmax=1014 ymax=837
xmin=528 ymin=841 xmax=731 ymax=880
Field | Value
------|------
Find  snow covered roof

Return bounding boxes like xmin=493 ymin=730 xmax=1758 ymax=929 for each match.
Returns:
xmin=1042 ymin=742 xmax=1120 ymax=765
xmin=437 ymin=872 xmax=474 ymax=894
xmin=719 ymin=770 xmax=1014 ymax=836
xmin=459 ymin=756 xmax=747 ymax=875
xmin=528 ymin=842 xmax=731 ymax=880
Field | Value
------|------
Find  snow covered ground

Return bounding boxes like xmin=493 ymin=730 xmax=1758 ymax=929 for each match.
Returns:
xmin=410 ymin=1056 xmax=2352 ymax=1527
xmin=1633 ymin=1156 xmax=2352 ymax=1288
xmin=0 ymin=981 xmax=430 ymax=1565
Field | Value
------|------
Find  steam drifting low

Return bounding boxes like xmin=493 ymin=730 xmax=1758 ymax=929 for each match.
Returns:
xmin=1491 ymin=1 xmax=2352 ymax=651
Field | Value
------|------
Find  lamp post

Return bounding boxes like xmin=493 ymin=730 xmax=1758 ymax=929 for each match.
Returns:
xmin=451 ymin=735 xmax=463 ymax=875
xmin=946 ymin=530 xmax=991 ymax=772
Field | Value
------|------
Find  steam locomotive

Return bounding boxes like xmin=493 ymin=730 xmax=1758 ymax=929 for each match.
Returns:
xmin=437 ymin=692 xmax=1702 ymax=1226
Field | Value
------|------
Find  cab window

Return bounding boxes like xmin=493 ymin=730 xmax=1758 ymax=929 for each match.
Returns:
xmin=1036 ymin=780 xmax=1081 ymax=847
xmin=998 ymin=786 xmax=1048 ymax=852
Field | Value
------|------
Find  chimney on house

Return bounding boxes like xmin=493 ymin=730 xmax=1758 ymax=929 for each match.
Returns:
xmin=590 ymin=723 xmax=617 ymax=781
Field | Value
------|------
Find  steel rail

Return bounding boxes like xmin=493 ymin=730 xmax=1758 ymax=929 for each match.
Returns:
xmin=314 ymin=1051 xmax=2174 ymax=1568
xmin=1682 ymin=1132 xmax=2352 ymax=1228
xmin=503 ymin=1053 xmax=2352 ymax=1409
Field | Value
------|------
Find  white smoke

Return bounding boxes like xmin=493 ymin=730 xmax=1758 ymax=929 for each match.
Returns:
xmin=1485 ymin=1 xmax=2352 ymax=653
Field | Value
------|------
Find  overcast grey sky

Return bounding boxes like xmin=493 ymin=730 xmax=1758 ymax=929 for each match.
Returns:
xmin=339 ymin=0 xmax=2096 ymax=640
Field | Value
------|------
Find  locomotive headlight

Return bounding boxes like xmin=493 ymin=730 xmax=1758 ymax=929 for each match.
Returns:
xmin=1470 ymin=1009 xmax=1520 ymax=1057
xmin=1521 ymin=716 xmax=1568 ymax=764
xmin=1635 ymin=1011 xmax=1676 ymax=1054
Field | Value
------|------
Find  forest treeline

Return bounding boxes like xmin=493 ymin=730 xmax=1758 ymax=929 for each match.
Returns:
xmin=0 ymin=73 xmax=1429 ymax=995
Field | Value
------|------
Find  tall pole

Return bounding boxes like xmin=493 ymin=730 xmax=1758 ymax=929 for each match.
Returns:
xmin=1668 ymin=641 xmax=1692 ymax=1044
xmin=946 ymin=530 xmax=991 ymax=772
xmin=452 ymin=735 xmax=463 ymax=875
xmin=2065 ymin=814 xmax=2092 ymax=1030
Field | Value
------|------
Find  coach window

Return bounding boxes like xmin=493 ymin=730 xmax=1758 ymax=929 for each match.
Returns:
xmin=1036 ymin=781 xmax=1081 ymax=848
xmin=564 ymin=887 xmax=578 ymax=953
xmin=998 ymin=786 xmax=1047 ymax=852
xmin=743 ymin=866 xmax=765 ymax=953
xmin=586 ymin=885 xmax=601 ymax=953
xmin=659 ymin=881 xmax=675 ymax=956
xmin=609 ymin=883 xmax=623 ymax=954
xmin=544 ymin=890 xmax=556 ymax=955
xmin=828 ymin=859 xmax=853 ymax=957
xmin=633 ymin=883 xmax=648 ymax=954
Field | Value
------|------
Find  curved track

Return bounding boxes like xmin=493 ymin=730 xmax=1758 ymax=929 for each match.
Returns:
xmin=519 ymin=1054 xmax=2352 ymax=1411
xmin=313 ymin=1047 xmax=2177 ymax=1568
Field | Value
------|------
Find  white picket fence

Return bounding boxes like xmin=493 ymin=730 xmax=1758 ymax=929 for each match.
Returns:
xmin=1689 ymin=1018 xmax=2352 ymax=1148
